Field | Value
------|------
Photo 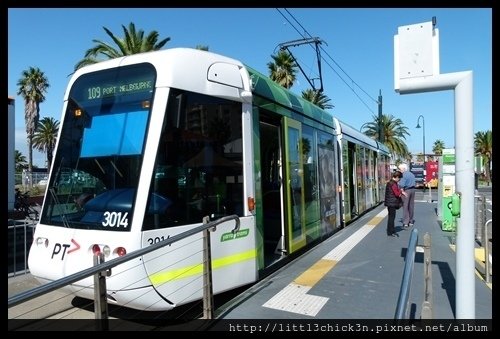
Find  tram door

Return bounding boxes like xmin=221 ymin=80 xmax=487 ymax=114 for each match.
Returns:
xmin=355 ymin=145 xmax=366 ymax=214
xmin=259 ymin=115 xmax=307 ymax=266
xmin=283 ymin=118 xmax=306 ymax=253
xmin=259 ymin=120 xmax=286 ymax=266
xmin=347 ymin=142 xmax=358 ymax=218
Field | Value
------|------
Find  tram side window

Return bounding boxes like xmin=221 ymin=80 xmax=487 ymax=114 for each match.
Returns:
xmin=143 ymin=89 xmax=243 ymax=230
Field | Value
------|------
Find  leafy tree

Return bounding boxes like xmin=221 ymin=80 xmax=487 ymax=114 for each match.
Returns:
xmin=195 ymin=45 xmax=209 ymax=51
xmin=301 ymin=89 xmax=334 ymax=109
xmin=474 ymin=130 xmax=492 ymax=184
xmin=432 ymin=140 xmax=445 ymax=156
xmin=268 ymin=50 xmax=297 ymax=89
xmin=363 ymin=114 xmax=409 ymax=159
xmin=74 ymin=22 xmax=171 ymax=71
xmin=15 ymin=150 xmax=27 ymax=172
xmin=32 ymin=117 xmax=60 ymax=170
xmin=405 ymin=152 xmax=413 ymax=164
xmin=17 ymin=67 xmax=50 ymax=174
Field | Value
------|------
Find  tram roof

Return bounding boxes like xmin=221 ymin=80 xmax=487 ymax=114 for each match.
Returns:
xmin=336 ymin=119 xmax=382 ymax=151
xmin=245 ymin=65 xmax=335 ymax=129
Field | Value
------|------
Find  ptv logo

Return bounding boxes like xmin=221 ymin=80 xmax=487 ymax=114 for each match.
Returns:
xmin=51 ymin=239 xmax=80 ymax=260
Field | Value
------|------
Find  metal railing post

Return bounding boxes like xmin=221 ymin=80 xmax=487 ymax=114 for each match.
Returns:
xmin=484 ymin=219 xmax=492 ymax=284
xmin=421 ymin=232 xmax=433 ymax=319
xmin=202 ymin=216 xmax=215 ymax=319
xmin=93 ymin=253 xmax=110 ymax=330
xmin=23 ymin=221 xmax=28 ymax=274
xmin=13 ymin=222 xmax=17 ymax=276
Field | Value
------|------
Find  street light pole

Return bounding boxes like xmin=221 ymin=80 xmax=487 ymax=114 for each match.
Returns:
xmin=378 ymin=90 xmax=384 ymax=143
xmin=416 ymin=115 xmax=426 ymax=192
xmin=416 ymin=115 xmax=425 ymax=162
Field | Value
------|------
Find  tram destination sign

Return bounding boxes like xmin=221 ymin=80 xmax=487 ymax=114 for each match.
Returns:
xmin=85 ymin=79 xmax=153 ymax=100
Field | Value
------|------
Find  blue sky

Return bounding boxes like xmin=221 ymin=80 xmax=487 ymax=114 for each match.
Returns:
xmin=8 ymin=8 xmax=492 ymax=168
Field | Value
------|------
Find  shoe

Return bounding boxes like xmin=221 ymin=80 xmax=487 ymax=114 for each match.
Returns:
xmin=389 ymin=233 xmax=399 ymax=237
xmin=403 ymin=224 xmax=409 ymax=228
xmin=409 ymin=223 xmax=414 ymax=227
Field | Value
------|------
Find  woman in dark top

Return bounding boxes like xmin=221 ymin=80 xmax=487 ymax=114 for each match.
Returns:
xmin=384 ymin=170 xmax=406 ymax=237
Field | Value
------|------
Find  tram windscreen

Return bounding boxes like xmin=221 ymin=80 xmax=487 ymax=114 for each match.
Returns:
xmin=40 ymin=63 xmax=156 ymax=231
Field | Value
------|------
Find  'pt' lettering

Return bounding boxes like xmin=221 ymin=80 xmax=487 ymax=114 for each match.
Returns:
xmin=52 ymin=243 xmax=71 ymax=260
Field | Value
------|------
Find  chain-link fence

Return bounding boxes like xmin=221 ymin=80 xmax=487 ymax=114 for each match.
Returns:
xmin=475 ymin=192 xmax=492 ymax=283
xmin=475 ymin=194 xmax=490 ymax=246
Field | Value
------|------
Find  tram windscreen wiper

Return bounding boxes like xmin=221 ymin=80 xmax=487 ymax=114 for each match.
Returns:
xmin=49 ymin=187 xmax=70 ymax=228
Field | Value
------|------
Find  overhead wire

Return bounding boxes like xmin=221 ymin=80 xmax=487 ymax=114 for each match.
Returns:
xmin=276 ymin=8 xmax=379 ymax=114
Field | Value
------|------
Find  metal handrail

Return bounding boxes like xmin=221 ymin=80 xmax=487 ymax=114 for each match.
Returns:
xmin=394 ymin=228 xmax=419 ymax=319
xmin=8 ymin=215 xmax=240 ymax=308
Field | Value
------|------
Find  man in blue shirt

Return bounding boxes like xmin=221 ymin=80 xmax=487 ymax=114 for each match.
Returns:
xmin=398 ymin=163 xmax=416 ymax=228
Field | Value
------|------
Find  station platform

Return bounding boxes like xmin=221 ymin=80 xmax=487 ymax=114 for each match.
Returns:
xmin=214 ymin=196 xmax=492 ymax=321
xmin=8 ymin=192 xmax=492 ymax=331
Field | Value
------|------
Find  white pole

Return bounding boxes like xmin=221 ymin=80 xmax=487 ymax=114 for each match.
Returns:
xmin=454 ymin=71 xmax=475 ymax=319
xmin=398 ymin=71 xmax=475 ymax=318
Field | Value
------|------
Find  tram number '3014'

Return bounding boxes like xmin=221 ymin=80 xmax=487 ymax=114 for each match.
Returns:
xmin=147 ymin=235 xmax=171 ymax=246
xmin=102 ymin=211 xmax=129 ymax=228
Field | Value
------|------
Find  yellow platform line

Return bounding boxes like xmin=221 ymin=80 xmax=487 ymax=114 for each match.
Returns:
xmin=449 ymin=244 xmax=492 ymax=289
xmin=294 ymin=259 xmax=338 ymax=287
xmin=263 ymin=208 xmax=387 ymax=315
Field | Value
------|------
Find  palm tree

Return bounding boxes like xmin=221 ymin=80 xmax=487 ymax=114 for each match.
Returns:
xmin=195 ymin=45 xmax=209 ymax=51
xmin=32 ymin=117 xmax=60 ymax=171
xmin=267 ymin=50 xmax=297 ymax=89
xmin=15 ymin=150 xmax=28 ymax=172
xmin=474 ymin=130 xmax=492 ymax=184
xmin=405 ymin=152 xmax=413 ymax=164
xmin=74 ymin=22 xmax=171 ymax=71
xmin=17 ymin=67 xmax=50 ymax=174
xmin=432 ymin=140 xmax=445 ymax=156
xmin=363 ymin=114 xmax=410 ymax=159
xmin=301 ymin=89 xmax=334 ymax=109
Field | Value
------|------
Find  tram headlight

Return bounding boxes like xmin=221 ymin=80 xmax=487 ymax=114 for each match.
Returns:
xmin=35 ymin=237 xmax=49 ymax=248
xmin=115 ymin=247 xmax=127 ymax=257
xmin=102 ymin=245 xmax=111 ymax=257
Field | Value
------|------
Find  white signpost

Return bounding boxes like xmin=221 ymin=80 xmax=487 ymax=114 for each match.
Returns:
xmin=394 ymin=19 xmax=475 ymax=319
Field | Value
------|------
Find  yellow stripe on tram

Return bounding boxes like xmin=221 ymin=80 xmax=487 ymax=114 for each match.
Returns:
xmin=150 ymin=248 xmax=257 ymax=285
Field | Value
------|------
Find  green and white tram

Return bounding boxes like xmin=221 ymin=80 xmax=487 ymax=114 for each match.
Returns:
xmin=28 ymin=48 xmax=389 ymax=311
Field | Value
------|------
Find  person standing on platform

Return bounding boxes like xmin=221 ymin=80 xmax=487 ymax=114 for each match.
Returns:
xmin=385 ymin=170 xmax=405 ymax=237
xmin=398 ymin=163 xmax=416 ymax=228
